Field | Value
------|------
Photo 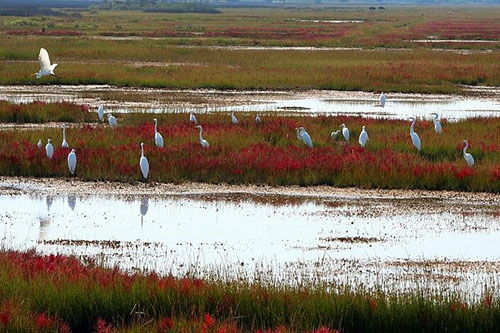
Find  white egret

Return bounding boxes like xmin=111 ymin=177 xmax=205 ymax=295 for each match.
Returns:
xmin=45 ymin=139 xmax=54 ymax=159
xmin=61 ymin=126 xmax=69 ymax=148
xmin=295 ymin=127 xmax=313 ymax=148
xmin=341 ymin=124 xmax=350 ymax=141
xmin=378 ymin=92 xmax=386 ymax=107
xmin=231 ymin=112 xmax=238 ymax=124
xmin=37 ymin=139 xmax=43 ymax=149
xmin=190 ymin=112 xmax=197 ymax=124
xmin=359 ymin=126 xmax=369 ymax=147
xmin=107 ymin=113 xmax=117 ymax=128
xmin=139 ymin=143 xmax=149 ymax=179
xmin=195 ymin=125 xmax=210 ymax=148
xmin=430 ymin=113 xmax=442 ymax=134
xmin=463 ymin=140 xmax=475 ymax=167
xmin=409 ymin=117 xmax=421 ymax=151
xmin=330 ymin=130 xmax=340 ymax=141
xmin=34 ymin=48 xmax=58 ymax=79
xmin=97 ymin=105 xmax=104 ymax=121
xmin=67 ymin=149 xmax=76 ymax=175
xmin=153 ymin=118 xmax=164 ymax=148
xmin=255 ymin=114 xmax=262 ymax=124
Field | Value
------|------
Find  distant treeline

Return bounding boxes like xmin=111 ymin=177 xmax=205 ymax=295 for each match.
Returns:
xmin=97 ymin=1 xmax=220 ymax=13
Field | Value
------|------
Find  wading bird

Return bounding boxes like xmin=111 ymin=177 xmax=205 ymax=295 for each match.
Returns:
xmin=195 ymin=125 xmax=210 ymax=148
xmin=67 ymin=149 xmax=76 ymax=175
xmin=97 ymin=105 xmax=104 ymax=121
xmin=359 ymin=126 xmax=369 ymax=147
xmin=255 ymin=114 xmax=262 ymax=124
xmin=34 ymin=48 xmax=58 ymax=79
xmin=45 ymin=139 xmax=54 ymax=159
xmin=330 ymin=130 xmax=340 ymax=141
xmin=378 ymin=92 xmax=386 ymax=107
xmin=190 ymin=112 xmax=197 ymax=124
xmin=463 ymin=140 xmax=475 ymax=167
xmin=139 ymin=143 xmax=149 ymax=179
xmin=153 ymin=118 xmax=164 ymax=148
xmin=61 ymin=126 xmax=69 ymax=148
xmin=107 ymin=113 xmax=117 ymax=128
xmin=341 ymin=124 xmax=350 ymax=141
xmin=295 ymin=127 xmax=313 ymax=148
xmin=430 ymin=113 xmax=442 ymax=134
xmin=37 ymin=139 xmax=43 ymax=149
xmin=231 ymin=112 xmax=238 ymax=124
xmin=409 ymin=117 xmax=421 ymax=151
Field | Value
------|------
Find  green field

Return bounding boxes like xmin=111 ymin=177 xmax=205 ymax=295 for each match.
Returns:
xmin=0 ymin=7 xmax=499 ymax=93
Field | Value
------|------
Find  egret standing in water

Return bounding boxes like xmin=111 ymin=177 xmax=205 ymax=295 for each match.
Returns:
xmin=61 ymin=126 xmax=69 ymax=148
xmin=462 ymin=140 xmax=475 ymax=167
xmin=430 ymin=113 xmax=442 ymax=134
xmin=378 ymin=92 xmax=386 ymax=107
xmin=341 ymin=124 xmax=350 ymax=141
xmin=37 ymin=139 xmax=43 ymax=149
xmin=190 ymin=112 xmax=197 ymax=124
xmin=195 ymin=125 xmax=210 ymax=148
xmin=408 ymin=117 xmax=421 ymax=151
xmin=97 ymin=105 xmax=104 ymax=121
xmin=34 ymin=48 xmax=59 ymax=78
xmin=295 ymin=127 xmax=313 ymax=148
xmin=359 ymin=126 xmax=369 ymax=147
xmin=67 ymin=149 xmax=76 ymax=175
xmin=45 ymin=139 xmax=54 ymax=159
xmin=107 ymin=113 xmax=117 ymax=128
xmin=139 ymin=143 xmax=149 ymax=179
xmin=153 ymin=118 xmax=164 ymax=148
xmin=231 ymin=112 xmax=238 ymax=124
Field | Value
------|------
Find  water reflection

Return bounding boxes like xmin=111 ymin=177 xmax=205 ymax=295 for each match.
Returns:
xmin=68 ymin=195 xmax=76 ymax=211
xmin=46 ymin=196 xmax=53 ymax=212
xmin=140 ymin=197 xmax=148 ymax=228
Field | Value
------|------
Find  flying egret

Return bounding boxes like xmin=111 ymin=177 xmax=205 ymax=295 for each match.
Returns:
xmin=67 ymin=149 xmax=76 ymax=175
xmin=255 ymin=114 xmax=262 ymax=124
xmin=189 ymin=112 xmax=197 ymax=124
xmin=430 ymin=113 xmax=442 ymax=134
xmin=107 ymin=113 xmax=117 ymax=128
xmin=34 ymin=48 xmax=58 ymax=79
xmin=195 ymin=125 xmax=210 ymax=148
xmin=37 ymin=139 xmax=43 ymax=149
xmin=462 ymin=140 xmax=475 ymax=167
xmin=139 ymin=142 xmax=149 ymax=179
xmin=61 ymin=126 xmax=69 ymax=148
xmin=45 ymin=139 xmax=54 ymax=159
xmin=359 ymin=126 xmax=369 ymax=147
xmin=409 ymin=117 xmax=421 ymax=151
xmin=97 ymin=105 xmax=104 ymax=121
xmin=341 ymin=124 xmax=350 ymax=141
xmin=295 ymin=127 xmax=313 ymax=148
xmin=330 ymin=130 xmax=340 ymax=141
xmin=153 ymin=118 xmax=164 ymax=148
xmin=231 ymin=112 xmax=238 ymax=124
xmin=378 ymin=92 xmax=386 ymax=107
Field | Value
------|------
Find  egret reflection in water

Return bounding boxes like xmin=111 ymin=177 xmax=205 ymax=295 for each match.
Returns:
xmin=68 ymin=195 xmax=76 ymax=211
xmin=140 ymin=197 xmax=149 ymax=227
xmin=46 ymin=196 xmax=53 ymax=211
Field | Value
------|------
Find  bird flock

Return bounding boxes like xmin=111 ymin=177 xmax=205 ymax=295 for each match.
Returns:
xmin=33 ymin=48 xmax=476 ymax=180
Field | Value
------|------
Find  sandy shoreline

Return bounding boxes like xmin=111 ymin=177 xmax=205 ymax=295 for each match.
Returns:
xmin=1 ymin=176 xmax=499 ymax=204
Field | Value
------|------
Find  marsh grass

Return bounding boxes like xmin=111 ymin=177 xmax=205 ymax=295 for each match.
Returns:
xmin=0 ymin=103 xmax=498 ymax=192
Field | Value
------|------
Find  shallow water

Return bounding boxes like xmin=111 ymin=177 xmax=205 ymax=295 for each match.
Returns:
xmin=1 ymin=191 xmax=499 ymax=298
xmin=1 ymin=85 xmax=499 ymax=121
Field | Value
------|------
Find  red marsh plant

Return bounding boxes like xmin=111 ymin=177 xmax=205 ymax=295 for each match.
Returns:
xmin=0 ymin=111 xmax=498 ymax=192
xmin=0 ymin=250 xmax=498 ymax=332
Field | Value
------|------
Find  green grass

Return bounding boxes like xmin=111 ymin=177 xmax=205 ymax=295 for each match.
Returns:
xmin=0 ymin=250 xmax=498 ymax=332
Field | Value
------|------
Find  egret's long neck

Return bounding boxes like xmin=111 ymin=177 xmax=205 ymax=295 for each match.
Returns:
xmin=198 ymin=127 xmax=203 ymax=141
xmin=463 ymin=142 xmax=468 ymax=156
xmin=141 ymin=145 xmax=144 ymax=157
xmin=410 ymin=120 xmax=415 ymax=134
xmin=63 ymin=128 xmax=66 ymax=140
xmin=154 ymin=121 xmax=157 ymax=133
